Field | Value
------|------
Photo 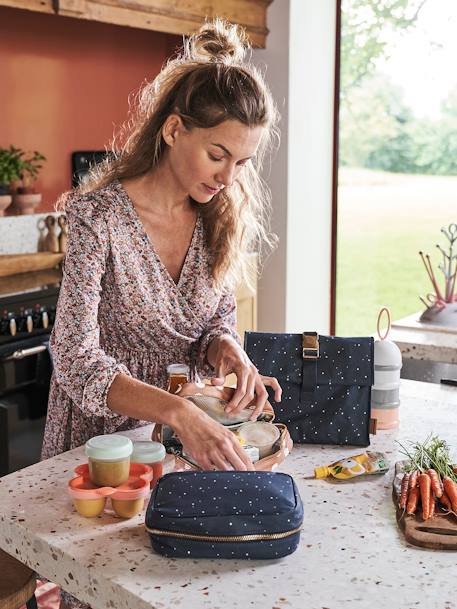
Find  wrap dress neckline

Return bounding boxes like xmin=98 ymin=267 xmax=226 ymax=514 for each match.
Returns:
xmin=115 ymin=178 xmax=201 ymax=291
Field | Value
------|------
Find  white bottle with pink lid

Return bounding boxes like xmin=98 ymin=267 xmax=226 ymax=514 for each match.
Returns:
xmin=371 ymin=308 xmax=403 ymax=429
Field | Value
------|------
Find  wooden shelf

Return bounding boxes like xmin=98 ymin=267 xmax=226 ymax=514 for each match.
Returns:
xmin=1 ymin=0 xmax=272 ymax=47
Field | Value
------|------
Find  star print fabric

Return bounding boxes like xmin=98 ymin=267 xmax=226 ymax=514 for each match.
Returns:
xmin=244 ymin=332 xmax=374 ymax=446
xmin=146 ymin=471 xmax=303 ymax=559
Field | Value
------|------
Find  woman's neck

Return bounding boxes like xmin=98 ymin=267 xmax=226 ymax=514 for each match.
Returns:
xmin=131 ymin=161 xmax=191 ymax=218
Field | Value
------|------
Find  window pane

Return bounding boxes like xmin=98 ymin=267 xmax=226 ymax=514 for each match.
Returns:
xmin=336 ymin=0 xmax=457 ymax=335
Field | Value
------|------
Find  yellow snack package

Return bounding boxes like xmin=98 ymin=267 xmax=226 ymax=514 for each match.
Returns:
xmin=314 ymin=451 xmax=389 ymax=480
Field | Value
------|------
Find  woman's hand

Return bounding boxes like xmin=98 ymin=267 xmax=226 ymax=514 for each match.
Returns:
xmin=207 ymin=334 xmax=282 ymax=420
xmin=171 ymin=400 xmax=254 ymax=471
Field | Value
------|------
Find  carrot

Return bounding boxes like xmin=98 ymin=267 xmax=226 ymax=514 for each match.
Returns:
xmin=406 ymin=486 xmax=420 ymax=515
xmin=399 ymin=473 xmax=410 ymax=509
xmin=453 ymin=466 xmax=457 ymax=475
xmin=429 ymin=494 xmax=436 ymax=519
xmin=439 ymin=492 xmax=452 ymax=511
xmin=427 ymin=468 xmax=442 ymax=498
xmin=409 ymin=469 xmax=419 ymax=490
xmin=443 ymin=477 xmax=457 ymax=512
xmin=418 ymin=473 xmax=431 ymax=520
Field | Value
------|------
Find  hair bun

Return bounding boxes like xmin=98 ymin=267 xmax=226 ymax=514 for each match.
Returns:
xmin=187 ymin=18 xmax=248 ymax=64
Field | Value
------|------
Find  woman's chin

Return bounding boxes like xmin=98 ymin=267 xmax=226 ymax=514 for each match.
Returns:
xmin=190 ymin=191 xmax=215 ymax=204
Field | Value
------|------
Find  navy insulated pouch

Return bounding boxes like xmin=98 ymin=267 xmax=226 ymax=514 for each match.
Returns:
xmin=145 ymin=471 xmax=303 ymax=559
xmin=244 ymin=332 xmax=374 ymax=446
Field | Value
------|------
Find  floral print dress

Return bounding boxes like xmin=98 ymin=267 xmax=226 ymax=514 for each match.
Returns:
xmin=41 ymin=179 xmax=239 ymax=460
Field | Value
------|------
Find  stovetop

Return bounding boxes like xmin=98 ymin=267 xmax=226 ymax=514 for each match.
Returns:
xmin=0 ymin=268 xmax=61 ymax=345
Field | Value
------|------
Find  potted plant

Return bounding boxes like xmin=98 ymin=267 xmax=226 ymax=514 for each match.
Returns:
xmin=0 ymin=146 xmax=21 ymax=216
xmin=12 ymin=149 xmax=47 ymax=215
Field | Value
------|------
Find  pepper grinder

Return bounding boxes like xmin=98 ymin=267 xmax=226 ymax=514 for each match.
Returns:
xmin=37 ymin=217 xmax=46 ymax=252
xmin=43 ymin=215 xmax=59 ymax=253
xmin=58 ymin=214 xmax=68 ymax=254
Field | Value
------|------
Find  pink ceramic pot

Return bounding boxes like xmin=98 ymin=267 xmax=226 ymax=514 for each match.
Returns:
xmin=0 ymin=194 xmax=12 ymax=216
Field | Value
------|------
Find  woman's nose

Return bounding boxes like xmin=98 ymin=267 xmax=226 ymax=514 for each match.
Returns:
xmin=216 ymin=163 xmax=236 ymax=187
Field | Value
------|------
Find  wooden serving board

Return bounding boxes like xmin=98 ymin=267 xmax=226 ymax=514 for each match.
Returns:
xmin=0 ymin=253 xmax=64 ymax=277
xmin=393 ymin=461 xmax=457 ymax=550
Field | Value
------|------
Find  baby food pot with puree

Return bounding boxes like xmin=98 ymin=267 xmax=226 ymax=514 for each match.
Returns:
xmin=131 ymin=441 xmax=166 ymax=488
xmin=85 ymin=435 xmax=133 ymax=487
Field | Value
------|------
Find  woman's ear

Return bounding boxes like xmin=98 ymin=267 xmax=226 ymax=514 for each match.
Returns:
xmin=162 ymin=114 xmax=185 ymax=147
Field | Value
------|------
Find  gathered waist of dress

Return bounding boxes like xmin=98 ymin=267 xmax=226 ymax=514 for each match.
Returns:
xmin=103 ymin=341 xmax=194 ymax=367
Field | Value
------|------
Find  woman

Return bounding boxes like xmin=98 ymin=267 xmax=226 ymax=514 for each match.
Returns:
xmin=42 ymin=18 xmax=281 ymax=475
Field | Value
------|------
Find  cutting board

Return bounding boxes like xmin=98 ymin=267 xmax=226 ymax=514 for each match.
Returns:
xmin=0 ymin=253 xmax=64 ymax=277
xmin=393 ymin=461 xmax=457 ymax=550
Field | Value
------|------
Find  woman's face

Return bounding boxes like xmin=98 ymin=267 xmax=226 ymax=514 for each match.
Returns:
xmin=162 ymin=117 xmax=265 ymax=203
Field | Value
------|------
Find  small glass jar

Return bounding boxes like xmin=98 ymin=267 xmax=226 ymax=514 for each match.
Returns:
xmin=166 ymin=363 xmax=190 ymax=394
xmin=85 ymin=435 xmax=133 ymax=487
xmin=131 ymin=441 xmax=166 ymax=488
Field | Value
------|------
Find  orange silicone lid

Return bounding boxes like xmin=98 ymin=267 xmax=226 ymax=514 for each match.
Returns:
xmin=68 ymin=463 xmax=153 ymax=500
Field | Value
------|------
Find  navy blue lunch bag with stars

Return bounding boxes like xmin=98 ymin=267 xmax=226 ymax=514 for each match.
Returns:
xmin=145 ymin=471 xmax=303 ymax=559
xmin=244 ymin=332 xmax=375 ymax=446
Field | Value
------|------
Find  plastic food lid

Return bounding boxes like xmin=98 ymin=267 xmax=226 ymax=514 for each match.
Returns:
xmin=167 ymin=363 xmax=189 ymax=375
xmin=85 ymin=435 xmax=133 ymax=461
xmin=131 ymin=441 xmax=166 ymax=464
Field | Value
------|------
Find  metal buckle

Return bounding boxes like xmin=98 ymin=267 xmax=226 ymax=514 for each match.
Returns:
xmin=302 ymin=332 xmax=319 ymax=359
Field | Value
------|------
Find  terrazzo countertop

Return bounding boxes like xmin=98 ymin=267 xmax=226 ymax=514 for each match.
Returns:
xmin=390 ymin=312 xmax=457 ymax=364
xmin=1 ymin=379 xmax=457 ymax=609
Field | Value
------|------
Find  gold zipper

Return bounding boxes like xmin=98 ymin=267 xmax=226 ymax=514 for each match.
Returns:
xmin=145 ymin=524 xmax=302 ymax=542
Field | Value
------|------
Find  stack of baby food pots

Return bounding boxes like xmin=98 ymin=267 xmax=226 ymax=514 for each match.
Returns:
xmin=68 ymin=435 xmax=166 ymax=519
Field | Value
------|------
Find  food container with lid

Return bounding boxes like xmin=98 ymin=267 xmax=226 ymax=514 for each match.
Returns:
xmin=85 ymin=435 xmax=133 ymax=487
xmin=166 ymin=363 xmax=190 ymax=394
xmin=69 ymin=463 xmax=153 ymax=518
xmin=131 ymin=441 xmax=166 ymax=488
xmin=236 ymin=421 xmax=281 ymax=459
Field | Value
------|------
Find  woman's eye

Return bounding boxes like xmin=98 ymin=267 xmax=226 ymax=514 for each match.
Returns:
xmin=209 ymin=153 xmax=223 ymax=162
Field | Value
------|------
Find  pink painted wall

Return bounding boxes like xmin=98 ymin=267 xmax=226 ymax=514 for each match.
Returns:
xmin=0 ymin=6 xmax=180 ymax=212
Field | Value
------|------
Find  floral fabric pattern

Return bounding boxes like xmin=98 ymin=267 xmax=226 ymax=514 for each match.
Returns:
xmin=41 ymin=179 xmax=239 ymax=460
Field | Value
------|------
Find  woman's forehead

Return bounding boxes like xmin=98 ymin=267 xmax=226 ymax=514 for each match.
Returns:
xmin=197 ymin=120 xmax=264 ymax=157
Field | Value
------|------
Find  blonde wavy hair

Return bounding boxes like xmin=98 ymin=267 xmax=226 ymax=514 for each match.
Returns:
xmin=74 ymin=18 xmax=279 ymax=290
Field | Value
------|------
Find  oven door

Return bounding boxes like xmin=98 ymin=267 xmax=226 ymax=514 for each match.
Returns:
xmin=0 ymin=335 xmax=52 ymax=476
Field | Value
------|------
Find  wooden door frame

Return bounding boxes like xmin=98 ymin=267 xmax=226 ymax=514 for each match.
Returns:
xmin=330 ymin=0 xmax=342 ymax=335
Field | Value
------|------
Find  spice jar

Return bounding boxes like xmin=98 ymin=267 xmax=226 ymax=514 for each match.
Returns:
xmin=85 ymin=435 xmax=133 ymax=487
xmin=131 ymin=441 xmax=166 ymax=488
xmin=166 ymin=363 xmax=190 ymax=394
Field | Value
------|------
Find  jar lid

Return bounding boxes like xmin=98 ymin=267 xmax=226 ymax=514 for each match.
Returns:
xmin=131 ymin=441 xmax=166 ymax=464
xmin=167 ymin=363 xmax=189 ymax=375
xmin=85 ymin=435 xmax=133 ymax=461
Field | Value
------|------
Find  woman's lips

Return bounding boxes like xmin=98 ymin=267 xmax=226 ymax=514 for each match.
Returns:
xmin=202 ymin=183 xmax=220 ymax=194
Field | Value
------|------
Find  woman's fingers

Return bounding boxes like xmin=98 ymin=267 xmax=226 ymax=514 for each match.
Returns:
xmin=227 ymin=440 xmax=254 ymax=471
xmin=249 ymin=381 xmax=269 ymax=421
xmin=208 ymin=453 xmax=234 ymax=471
xmin=208 ymin=437 xmax=253 ymax=471
xmin=260 ymin=375 xmax=282 ymax=402
xmin=226 ymin=372 xmax=282 ymax=418
xmin=224 ymin=365 xmax=251 ymax=412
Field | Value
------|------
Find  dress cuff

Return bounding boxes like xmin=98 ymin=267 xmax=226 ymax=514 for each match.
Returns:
xmin=81 ymin=363 xmax=132 ymax=422
xmin=195 ymin=326 xmax=241 ymax=380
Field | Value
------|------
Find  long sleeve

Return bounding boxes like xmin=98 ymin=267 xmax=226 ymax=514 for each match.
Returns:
xmin=195 ymin=289 xmax=241 ymax=377
xmin=50 ymin=195 xmax=131 ymax=421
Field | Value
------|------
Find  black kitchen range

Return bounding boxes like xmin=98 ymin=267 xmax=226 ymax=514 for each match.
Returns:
xmin=0 ymin=269 xmax=60 ymax=475
xmin=0 ymin=150 xmax=108 ymax=476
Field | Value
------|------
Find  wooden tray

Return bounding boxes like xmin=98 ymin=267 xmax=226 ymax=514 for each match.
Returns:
xmin=393 ymin=461 xmax=457 ymax=550
xmin=0 ymin=253 xmax=64 ymax=277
